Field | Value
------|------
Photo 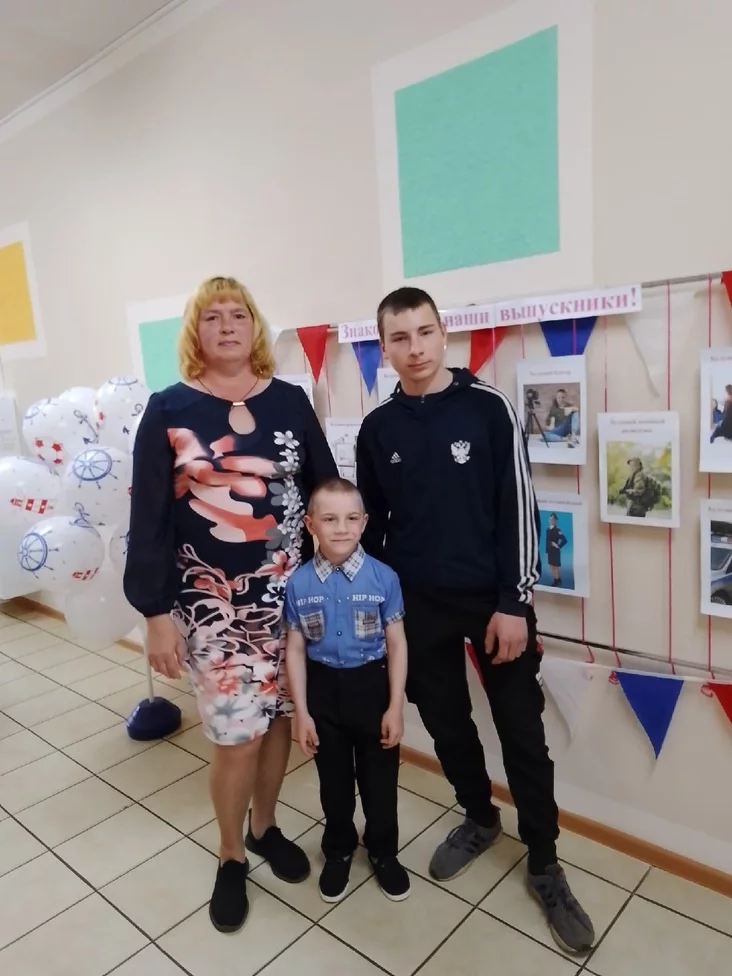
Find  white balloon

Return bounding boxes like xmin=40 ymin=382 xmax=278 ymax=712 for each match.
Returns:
xmin=23 ymin=398 xmax=98 ymax=469
xmin=17 ymin=515 xmax=105 ymax=593
xmin=59 ymin=387 xmax=98 ymax=441
xmin=63 ymin=567 xmax=140 ymax=644
xmin=128 ymin=412 xmax=143 ymax=455
xmin=94 ymin=377 xmax=151 ymax=452
xmin=0 ymin=457 xmax=61 ymax=528
xmin=109 ymin=525 xmax=130 ymax=575
xmin=60 ymin=446 xmax=132 ymax=526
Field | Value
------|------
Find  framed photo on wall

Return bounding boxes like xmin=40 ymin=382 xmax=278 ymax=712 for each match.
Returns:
xmin=534 ymin=491 xmax=590 ymax=598
xmin=700 ymin=499 xmax=732 ymax=618
xmin=699 ymin=348 xmax=732 ymax=473
xmin=598 ymin=412 xmax=680 ymax=528
xmin=516 ymin=355 xmax=587 ymax=466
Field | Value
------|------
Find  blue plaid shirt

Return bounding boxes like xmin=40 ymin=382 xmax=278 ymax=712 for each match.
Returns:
xmin=284 ymin=545 xmax=405 ymax=668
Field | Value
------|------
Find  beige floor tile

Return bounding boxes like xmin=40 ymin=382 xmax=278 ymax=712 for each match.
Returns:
xmin=103 ymin=838 xmax=217 ymax=938
xmin=155 ymin=672 xmax=194 ymax=695
xmin=259 ymin=926 xmax=385 ymax=976
xmin=4 ymin=685 xmax=90 ymax=726
xmin=590 ymin=894 xmax=732 ymax=976
xmin=168 ymin=725 xmax=214 ymax=761
xmin=638 ymin=867 xmax=732 ymax=937
xmin=420 ymin=909 xmax=581 ymax=976
xmin=55 ymin=804 xmax=181 ymax=887
xmin=0 ymin=659 xmax=33 ymax=685
xmin=251 ymin=824 xmax=373 ymax=921
xmin=0 ymin=622 xmax=43 ymax=646
xmin=400 ymin=809 xmax=526 ymax=904
xmin=0 ymin=671 xmax=58 ymax=708
xmin=0 ymin=892 xmax=147 ymax=976
xmin=99 ymin=680 xmax=178 ymax=718
xmin=21 ymin=641 xmax=90 ymax=672
xmin=0 ymin=750 xmax=91 ymax=813
xmin=0 ymin=852 xmax=92 ymax=949
xmin=63 ymin=722 xmax=158 ymax=772
xmin=398 ymin=763 xmax=455 ymax=808
xmin=322 ymin=870 xmax=471 ymax=976
xmin=142 ymin=767 xmax=213 ymax=833
xmin=0 ymin=713 xmax=23 ymax=740
xmin=43 ymin=653 xmax=117 ymax=686
xmin=168 ymin=693 xmax=203 ymax=732
xmin=70 ymin=665 xmax=143 ymax=700
xmin=556 ymin=830 xmax=649 ymax=891
xmin=32 ymin=702 xmax=121 ymax=748
xmin=0 ymin=631 xmax=66 ymax=659
xmin=100 ymin=741 xmax=205 ymax=800
xmin=354 ymin=787 xmax=446 ymax=850
xmin=0 ymin=729 xmax=55 ymax=774
xmin=190 ymin=802 xmax=317 ymax=867
xmin=112 ymin=944 xmax=188 ymax=975
xmin=98 ymin=644 xmax=146 ymax=666
xmin=481 ymin=860 xmax=629 ymax=960
xmin=278 ymin=759 xmax=324 ymax=819
xmin=286 ymin=742 xmax=311 ymax=773
xmin=17 ymin=776 xmax=132 ymax=847
xmin=0 ymin=818 xmax=46 ymax=877
xmin=159 ymin=885 xmax=310 ymax=976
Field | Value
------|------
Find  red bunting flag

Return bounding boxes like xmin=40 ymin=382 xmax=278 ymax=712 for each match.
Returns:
xmin=297 ymin=324 xmax=330 ymax=382
xmin=721 ymin=272 xmax=732 ymax=307
xmin=709 ymin=682 xmax=732 ymax=725
xmin=465 ymin=640 xmax=485 ymax=687
xmin=469 ymin=328 xmax=505 ymax=375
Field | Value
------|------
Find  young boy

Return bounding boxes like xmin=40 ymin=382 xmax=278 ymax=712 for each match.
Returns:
xmin=285 ymin=477 xmax=410 ymax=903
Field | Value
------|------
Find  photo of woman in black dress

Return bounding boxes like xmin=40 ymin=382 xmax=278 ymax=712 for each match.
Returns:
xmin=545 ymin=513 xmax=567 ymax=587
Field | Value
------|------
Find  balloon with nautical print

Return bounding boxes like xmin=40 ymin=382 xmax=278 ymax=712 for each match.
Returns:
xmin=60 ymin=446 xmax=132 ymax=526
xmin=0 ymin=456 xmax=61 ymax=528
xmin=94 ymin=377 xmax=151 ymax=453
xmin=23 ymin=397 xmax=97 ymax=469
xmin=17 ymin=515 xmax=105 ymax=592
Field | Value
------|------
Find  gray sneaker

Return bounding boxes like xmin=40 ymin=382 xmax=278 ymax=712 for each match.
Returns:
xmin=428 ymin=815 xmax=502 ymax=881
xmin=527 ymin=864 xmax=595 ymax=954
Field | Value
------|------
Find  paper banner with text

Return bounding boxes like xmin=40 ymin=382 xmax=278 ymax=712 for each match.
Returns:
xmin=541 ymin=657 xmax=594 ymax=737
xmin=296 ymin=324 xmax=329 ymax=382
xmin=469 ymin=328 xmax=505 ymax=375
xmin=352 ymin=340 xmax=381 ymax=394
xmin=540 ymin=317 xmax=597 ymax=357
xmin=616 ymin=671 xmax=684 ymax=758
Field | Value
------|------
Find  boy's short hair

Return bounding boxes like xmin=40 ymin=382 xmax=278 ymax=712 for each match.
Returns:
xmin=307 ymin=477 xmax=363 ymax=515
xmin=376 ymin=286 xmax=441 ymax=342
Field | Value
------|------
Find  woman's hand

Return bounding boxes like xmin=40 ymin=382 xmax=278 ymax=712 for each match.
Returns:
xmin=146 ymin=615 xmax=186 ymax=679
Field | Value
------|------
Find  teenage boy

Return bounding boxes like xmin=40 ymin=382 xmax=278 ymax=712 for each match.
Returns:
xmin=355 ymin=287 xmax=595 ymax=954
xmin=285 ymin=477 xmax=410 ymax=903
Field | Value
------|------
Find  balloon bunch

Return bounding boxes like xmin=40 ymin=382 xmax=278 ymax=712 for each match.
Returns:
xmin=0 ymin=377 xmax=151 ymax=647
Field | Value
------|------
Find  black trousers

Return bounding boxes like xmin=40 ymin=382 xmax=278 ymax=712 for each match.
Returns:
xmin=403 ymin=586 xmax=559 ymax=867
xmin=307 ymin=658 xmax=399 ymax=860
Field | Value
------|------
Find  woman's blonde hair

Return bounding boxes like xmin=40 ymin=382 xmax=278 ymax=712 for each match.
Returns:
xmin=178 ymin=276 xmax=276 ymax=381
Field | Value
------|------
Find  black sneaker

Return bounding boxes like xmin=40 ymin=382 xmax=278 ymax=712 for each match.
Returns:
xmin=319 ymin=855 xmax=352 ymax=903
xmin=245 ymin=825 xmax=310 ymax=883
xmin=209 ymin=859 xmax=249 ymax=933
xmin=370 ymin=855 xmax=411 ymax=901
xmin=429 ymin=813 xmax=502 ymax=881
xmin=527 ymin=864 xmax=595 ymax=954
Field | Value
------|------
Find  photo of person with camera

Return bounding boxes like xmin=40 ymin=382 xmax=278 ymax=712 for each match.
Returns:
xmin=522 ymin=384 xmax=581 ymax=448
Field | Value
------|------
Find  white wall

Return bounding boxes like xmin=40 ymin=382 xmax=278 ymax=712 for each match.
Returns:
xmin=1 ymin=0 xmax=732 ymax=870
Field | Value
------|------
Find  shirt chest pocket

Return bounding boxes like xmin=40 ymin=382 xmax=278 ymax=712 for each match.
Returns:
xmin=299 ymin=609 xmax=325 ymax=642
xmin=352 ymin=605 xmax=383 ymax=641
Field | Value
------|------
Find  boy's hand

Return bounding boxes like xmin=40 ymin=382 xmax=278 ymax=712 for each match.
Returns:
xmin=485 ymin=611 xmax=527 ymax=665
xmin=381 ymin=705 xmax=403 ymax=748
xmin=296 ymin=713 xmax=319 ymax=757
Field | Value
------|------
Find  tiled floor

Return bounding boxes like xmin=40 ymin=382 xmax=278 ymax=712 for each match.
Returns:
xmin=0 ymin=607 xmax=730 ymax=975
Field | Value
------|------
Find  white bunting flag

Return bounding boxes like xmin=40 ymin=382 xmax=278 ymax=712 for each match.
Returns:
xmin=541 ymin=657 xmax=594 ymax=737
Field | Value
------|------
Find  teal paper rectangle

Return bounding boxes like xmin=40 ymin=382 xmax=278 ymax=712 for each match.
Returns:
xmin=395 ymin=26 xmax=559 ymax=277
xmin=138 ymin=317 xmax=182 ymax=391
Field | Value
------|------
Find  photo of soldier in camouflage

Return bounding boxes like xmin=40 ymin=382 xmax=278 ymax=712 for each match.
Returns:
xmin=605 ymin=445 xmax=672 ymax=520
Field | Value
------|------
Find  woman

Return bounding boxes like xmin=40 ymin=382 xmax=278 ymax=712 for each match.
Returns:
xmin=545 ymin=513 xmax=567 ymax=587
xmin=124 ymin=276 xmax=338 ymax=933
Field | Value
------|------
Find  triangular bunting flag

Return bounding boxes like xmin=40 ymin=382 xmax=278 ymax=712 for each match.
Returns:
xmin=721 ymin=271 xmax=732 ymax=307
xmin=469 ymin=328 xmax=505 ymax=375
xmin=540 ymin=317 xmax=597 ymax=357
xmin=352 ymin=340 xmax=381 ymax=394
xmin=709 ymin=682 xmax=732 ymax=725
xmin=540 ymin=657 xmax=594 ymax=737
xmin=616 ymin=671 xmax=683 ymax=758
xmin=297 ymin=324 xmax=329 ymax=383
xmin=465 ymin=640 xmax=485 ymax=688
xmin=624 ymin=289 xmax=694 ymax=397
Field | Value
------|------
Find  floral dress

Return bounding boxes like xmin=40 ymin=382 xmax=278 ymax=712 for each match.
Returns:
xmin=124 ymin=379 xmax=338 ymax=745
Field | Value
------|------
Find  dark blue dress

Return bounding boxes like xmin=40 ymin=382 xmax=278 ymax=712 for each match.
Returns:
xmin=124 ymin=379 xmax=338 ymax=744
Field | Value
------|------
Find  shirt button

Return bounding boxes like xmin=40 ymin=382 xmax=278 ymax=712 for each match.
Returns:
xmin=337 ymin=631 xmax=342 ymax=636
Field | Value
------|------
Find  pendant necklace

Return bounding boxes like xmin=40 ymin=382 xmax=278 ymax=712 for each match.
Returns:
xmin=197 ymin=375 xmax=260 ymax=406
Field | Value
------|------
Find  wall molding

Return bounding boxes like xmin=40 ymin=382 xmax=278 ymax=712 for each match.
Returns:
xmin=0 ymin=0 xmax=228 ymax=146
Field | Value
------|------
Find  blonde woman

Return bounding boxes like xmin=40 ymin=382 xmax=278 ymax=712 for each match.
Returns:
xmin=124 ymin=276 xmax=338 ymax=932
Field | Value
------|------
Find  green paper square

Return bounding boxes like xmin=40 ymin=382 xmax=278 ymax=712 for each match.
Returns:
xmin=138 ymin=317 xmax=182 ymax=391
xmin=394 ymin=26 xmax=559 ymax=277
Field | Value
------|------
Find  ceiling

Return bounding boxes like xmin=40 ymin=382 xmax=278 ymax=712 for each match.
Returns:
xmin=0 ymin=0 xmax=180 ymax=122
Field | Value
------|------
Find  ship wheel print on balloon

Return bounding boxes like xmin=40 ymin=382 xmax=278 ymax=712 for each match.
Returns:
xmin=71 ymin=448 xmax=120 ymax=488
xmin=18 ymin=531 xmax=59 ymax=578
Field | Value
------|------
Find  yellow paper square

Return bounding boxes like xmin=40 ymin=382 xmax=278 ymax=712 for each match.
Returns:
xmin=0 ymin=240 xmax=37 ymax=346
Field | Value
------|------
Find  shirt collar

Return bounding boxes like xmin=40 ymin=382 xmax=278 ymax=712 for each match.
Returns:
xmin=313 ymin=544 xmax=365 ymax=582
